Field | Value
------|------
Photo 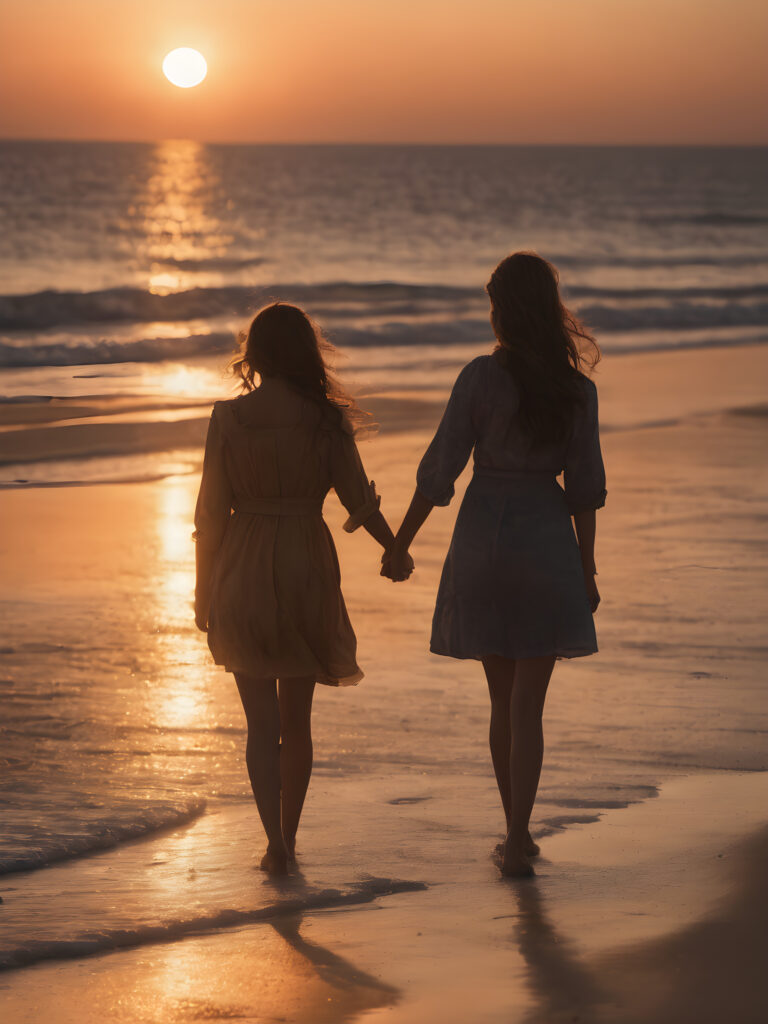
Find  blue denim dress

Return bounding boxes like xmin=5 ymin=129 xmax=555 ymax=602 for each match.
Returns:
xmin=417 ymin=354 xmax=606 ymax=660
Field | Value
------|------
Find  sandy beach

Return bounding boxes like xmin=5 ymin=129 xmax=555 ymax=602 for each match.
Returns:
xmin=1 ymin=342 xmax=767 ymax=1022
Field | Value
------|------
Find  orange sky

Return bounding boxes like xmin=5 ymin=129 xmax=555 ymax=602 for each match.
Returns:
xmin=1 ymin=0 xmax=766 ymax=143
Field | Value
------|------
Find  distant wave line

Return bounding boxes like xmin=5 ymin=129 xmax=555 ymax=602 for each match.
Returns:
xmin=0 ymin=332 xmax=235 ymax=368
xmin=2 ymin=319 xmax=768 ymax=370
xmin=640 ymin=212 xmax=768 ymax=227
xmin=3 ymin=278 xmax=768 ymax=331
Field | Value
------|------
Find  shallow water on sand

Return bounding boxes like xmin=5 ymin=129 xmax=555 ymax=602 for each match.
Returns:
xmin=2 ymin=399 xmax=767 ymax=966
xmin=2 ymin=771 xmax=767 ymax=1024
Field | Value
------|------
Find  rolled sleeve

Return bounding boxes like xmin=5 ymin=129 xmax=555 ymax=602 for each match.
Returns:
xmin=193 ymin=405 xmax=234 ymax=550
xmin=416 ymin=361 xmax=479 ymax=506
xmin=331 ymin=430 xmax=381 ymax=532
xmin=564 ymin=379 xmax=607 ymax=515
xmin=342 ymin=479 xmax=381 ymax=533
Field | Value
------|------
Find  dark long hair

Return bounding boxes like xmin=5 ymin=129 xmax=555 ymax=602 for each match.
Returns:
xmin=230 ymin=302 xmax=367 ymax=434
xmin=486 ymin=252 xmax=600 ymax=446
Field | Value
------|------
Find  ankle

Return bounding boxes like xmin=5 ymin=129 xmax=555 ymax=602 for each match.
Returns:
xmin=505 ymin=826 xmax=529 ymax=849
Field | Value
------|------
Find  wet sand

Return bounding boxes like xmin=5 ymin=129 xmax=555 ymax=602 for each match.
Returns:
xmin=1 ymin=772 xmax=766 ymax=1023
xmin=2 ymin=341 xmax=768 ymax=468
xmin=1 ymin=342 xmax=767 ymax=1021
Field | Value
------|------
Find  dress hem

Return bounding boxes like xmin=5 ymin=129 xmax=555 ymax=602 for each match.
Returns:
xmin=428 ymin=643 xmax=597 ymax=662
xmin=215 ymin=657 xmax=363 ymax=687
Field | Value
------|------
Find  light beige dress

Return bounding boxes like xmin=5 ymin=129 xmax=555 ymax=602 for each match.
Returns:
xmin=193 ymin=378 xmax=379 ymax=686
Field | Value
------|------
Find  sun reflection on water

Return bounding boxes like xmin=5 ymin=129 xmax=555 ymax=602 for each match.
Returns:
xmin=137 ymin=905 xmax=397 ymax=1023
xmin=152 ymin=476 xmax=210 ymax=731
xmin=148 ymin=363 xmax=233 ymax=401
xmin=137 ymin=140 xmax=232 ymax=293
xmin=157 ymin=479 xmax=197 ymax=564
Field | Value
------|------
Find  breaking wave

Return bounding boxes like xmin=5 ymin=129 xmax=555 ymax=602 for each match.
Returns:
xmin=0 ymin=878 xmax=426 ymax=971
xmin=0 ymin=799 xmax=207 ymax=876
xmin=2 ymin=279 xmax=768 ymax=333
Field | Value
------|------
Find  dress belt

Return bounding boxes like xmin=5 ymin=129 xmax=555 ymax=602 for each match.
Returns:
xmin=473 ymin=467 xmax=555 ymax=481
xmin=233 ymin=497 xmax=323 ymax=517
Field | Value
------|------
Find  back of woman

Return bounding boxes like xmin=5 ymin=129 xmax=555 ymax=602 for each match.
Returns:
xmin=416 ymin=349 xmax=604 ymax=662
xmin=384 ymin=251 xmax=606 ymax=878
xmin=417 ymin=352 xmax=604 ymax=507
xmin=194 ymin=302 xmax=403 ymax=874
xmin=197 ymin=380 xmax=378 ymax=686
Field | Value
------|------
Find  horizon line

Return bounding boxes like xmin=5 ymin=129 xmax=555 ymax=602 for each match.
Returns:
xmin=1 ymin=137 xmax=767 ymax=148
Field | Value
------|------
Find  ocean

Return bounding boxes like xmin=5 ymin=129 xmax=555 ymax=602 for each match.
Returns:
xmin=1 ymin=142 xmax=767 ymax=975
xmin=2 ymin=141 xmax=767 ymax=409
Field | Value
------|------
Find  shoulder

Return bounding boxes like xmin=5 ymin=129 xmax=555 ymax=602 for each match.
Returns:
xmin=464 ymin=354 xmax=494 ymax=374
xmin=212 ymin=395 xmax=245 ymax=412
xmin=210 ymin=397 xmax=237 ymax=421
xmin=209 ymin=396 xmax=249 ymax=434
xmin=454 ymin=354 xmax=494 ymax=389
xmin=209 ymin=399 xmax=230 ymax=422
xmin=571 ymin=374 xmax=599 ymax=428
xmin=575 ymin=373 xmax=598 ymax=403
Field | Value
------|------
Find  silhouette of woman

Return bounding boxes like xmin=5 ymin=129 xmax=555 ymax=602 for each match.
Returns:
xmin=194 ymin=303 xmax=410 ymax=874
xmin=384 ymin=253 xmax=605 ymax=877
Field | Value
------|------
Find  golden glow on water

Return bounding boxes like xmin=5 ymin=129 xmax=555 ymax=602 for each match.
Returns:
xmin=158 ymin=689 xmax=202 ymax=730
xmin=148 ymin=271 xmax=186 ymax=295
xmin=138 ymin=140 xmax=232 ymax=290
xmin=152 ymin=477 xmax=210 ymax=730
xmin=157 ymin=478 xmax=196 ymax=565
xmin=135 ymin=921 xmax=393 ymax=1024
xmin=148 ymin=364 xmax=228 ymax=401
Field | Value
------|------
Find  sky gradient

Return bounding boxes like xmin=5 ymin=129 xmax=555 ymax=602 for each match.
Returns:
xmin=1 ymin=0 xmax=766 ymax=144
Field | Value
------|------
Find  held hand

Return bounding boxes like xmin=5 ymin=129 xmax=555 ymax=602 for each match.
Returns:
xmin=381 ymin=545 xmax=414 ymax=582
xmin=584 ymin=570 xmax=601 ymax=613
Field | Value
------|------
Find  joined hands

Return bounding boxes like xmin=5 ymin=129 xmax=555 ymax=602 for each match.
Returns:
xmin=381 ymin=544 xmax=414 ymax=582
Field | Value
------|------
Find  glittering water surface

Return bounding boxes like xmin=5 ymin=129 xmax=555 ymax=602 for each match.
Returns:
xmin=1 ymin=142 xmax=766 ymax=392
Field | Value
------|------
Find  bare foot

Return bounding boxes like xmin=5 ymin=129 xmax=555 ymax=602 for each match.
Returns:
xmin=260 ymin=844 xmax=289 ymax=875
xmin=284 ymin=836 xmax=297 ymax=863
xmin=500 ymin=835 xmax=535 ymax=878
xmin=526 ymin=832 xmax=541 ymax=857
xmin=495 ymin=831 xmax=540 ymax=860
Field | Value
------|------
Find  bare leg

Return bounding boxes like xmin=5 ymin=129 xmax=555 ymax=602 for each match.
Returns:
xmin=483 ymin=656 xmax=541 ymax=862
xmin=234 ymin=673 xmax=289 ymax=874
xmin=485 ymin=659 xmax=514 ymax=823
xmin=504 ymin=655 xmax=555 ymax=876
xmin=278 ymin=676 xmax=316 ymax=859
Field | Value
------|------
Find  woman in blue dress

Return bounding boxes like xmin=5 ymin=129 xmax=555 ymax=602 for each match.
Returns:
xmin=384 ymin=252 xmax=606 ymax=877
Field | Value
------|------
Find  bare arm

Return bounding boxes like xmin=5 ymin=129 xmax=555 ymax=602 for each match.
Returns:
xmin=573 ymin=508 xmax=600 ymax=612
xmin=195 ymin=544 xmax=217 ymax=631
xmin=368 ymin=507 xmax=416 ymax=582
xmin=385 ymin=361 xmax=479 ymax=581
xmin=362 ymin=509 xmax=396 ymax=553
xmin=383 ymin=489 xmax=434 ymax=579
xmin=573 ymin=508 xmax=596 ymax=573
xmin=395 ymin=489 xmax=435 ymax=550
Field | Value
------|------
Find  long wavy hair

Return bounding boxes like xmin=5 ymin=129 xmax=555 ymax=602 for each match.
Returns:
xmin=231 ymin=302 xmax=367 ymax=434
xmin=486 ymin=252 xmax=600 ymax=446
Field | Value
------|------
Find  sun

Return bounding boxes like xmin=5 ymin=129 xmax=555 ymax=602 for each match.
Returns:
xmin=162 ymin=48 xmax=207 ymax=89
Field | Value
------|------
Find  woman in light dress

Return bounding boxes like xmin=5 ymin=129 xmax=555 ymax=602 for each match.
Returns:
xmin=384 ymin=252 xmax=606 ymax=877
xmin=194 ymin=303 xmax=410 ymax=875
